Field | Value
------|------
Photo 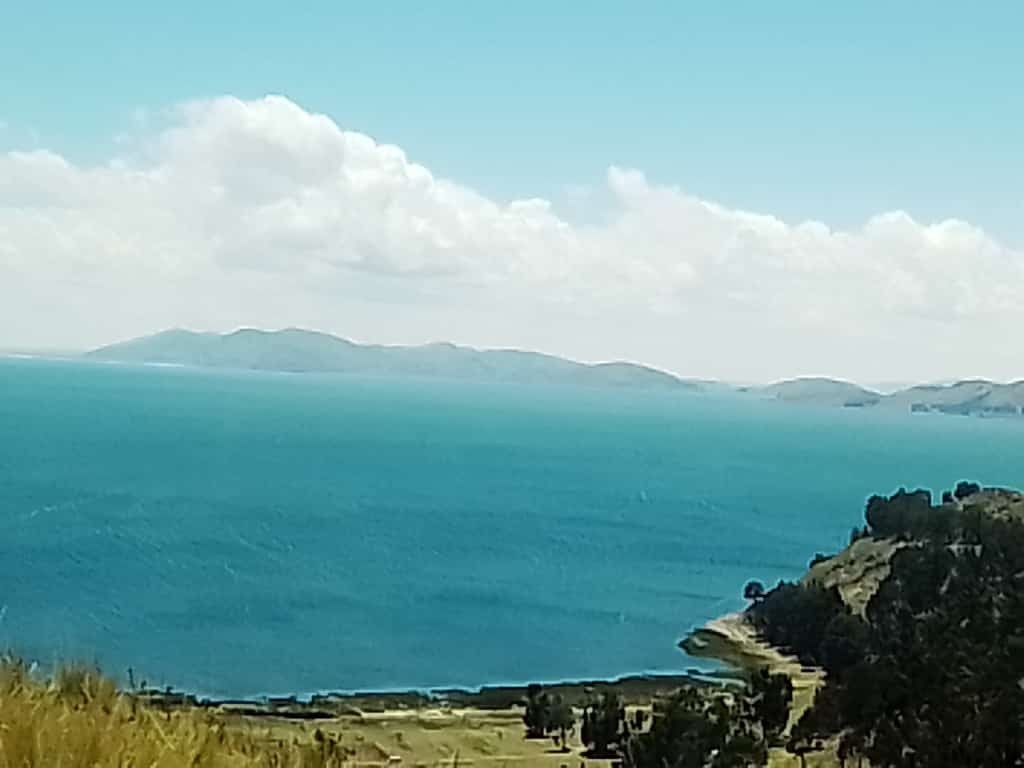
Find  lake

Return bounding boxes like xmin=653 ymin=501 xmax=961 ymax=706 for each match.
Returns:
xmin=1 ymin=357 xmax=1021 ymax=698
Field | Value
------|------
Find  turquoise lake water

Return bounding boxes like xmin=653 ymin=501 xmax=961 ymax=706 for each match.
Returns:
xmin=1 ymin=357 xmax=1022 ymax=698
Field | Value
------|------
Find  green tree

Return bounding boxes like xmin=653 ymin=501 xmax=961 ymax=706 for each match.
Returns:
xmin=819 ymin=613 xmax=870 ymax=676
xmin=865 ymin=488 xmax=933 ymax=538
xmin=743 ymin=580 xmax=766 ymax=604
xmin=749 ymin=668 xmax=792 ymax=744
xmin=747 ymin=581 xmax=848 ymax=666
xmin=954 ymin=480 xmax=980 ymax=500
xmin=581 ymin=692 xmax=628 ymax=758
xmin=522 ymin=683 xmax=549 ymax=739
xmin=837 ymin=730 xmax=867 ymax=768
xmin=546 ymin=693 xmax=574 ymax=751
xmin=624 ymin=687 xmax=766 ymax=768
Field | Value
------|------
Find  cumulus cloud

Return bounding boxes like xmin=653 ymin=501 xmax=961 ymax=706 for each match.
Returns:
xmin=1 ymin=95 xmax=1022 ymax=382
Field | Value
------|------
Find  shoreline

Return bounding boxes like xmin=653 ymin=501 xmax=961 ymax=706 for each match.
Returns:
xmin=681 ymin=611 xmax=825 ymax=734
xmin=120 ymin=619 xmax=814 ymax=766
xmin=138 ymin=670 xmax=724 ymax=719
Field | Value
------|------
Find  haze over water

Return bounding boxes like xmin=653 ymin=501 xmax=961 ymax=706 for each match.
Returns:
xmin=2 ymin=357 xmax=1022 ymax=698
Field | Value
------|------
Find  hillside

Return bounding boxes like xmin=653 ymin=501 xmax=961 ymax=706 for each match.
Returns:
xmin=885 ymin=379 xmax=1024 ymax=416
xmin=749 ymin=378 xmax=882 ymax=407
xmin=800 ymin=536 xmax=902 ymax=617
xmin=86 ymin=328 xmax=697 ymax=390
xmin=685 ymin=482 xmax=1024 ymax=766
xmin=752 ymin=377 xmax=1024 ymax=417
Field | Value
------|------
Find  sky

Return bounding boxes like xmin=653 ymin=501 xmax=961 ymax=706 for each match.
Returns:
xmin=1 ymin=2 xmax=1022 ymax=383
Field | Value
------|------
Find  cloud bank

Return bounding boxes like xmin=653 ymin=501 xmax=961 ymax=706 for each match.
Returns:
xmin=1 ymin=95 xmax=1021 ymax=382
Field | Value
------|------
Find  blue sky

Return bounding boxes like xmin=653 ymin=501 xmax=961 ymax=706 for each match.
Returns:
xmin=2 ymin=2 xmax=1024 ymax=381
xmin=3 ymin=1 xmax=1021 ymax=241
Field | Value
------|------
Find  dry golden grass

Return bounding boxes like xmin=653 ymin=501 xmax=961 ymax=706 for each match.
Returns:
xmin=250 ymin=707 xmax=619 ymax=767
xmin=0 ymin=658 xmax=621 ymax=767
xmin=0 ymin=655 xmax=844 ymax=767
xmin=0 ymin=658 xmax=347 ymax=767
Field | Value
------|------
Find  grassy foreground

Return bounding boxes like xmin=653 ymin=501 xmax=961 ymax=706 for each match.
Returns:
xmin=0 ymin=659 xmax=630 ymax=767
xmin=0 ymin=659 xmax=349 ymax=767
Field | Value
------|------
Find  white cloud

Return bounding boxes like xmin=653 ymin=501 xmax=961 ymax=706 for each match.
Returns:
xmin=1 ymin=94 xmax=1022 ymax=382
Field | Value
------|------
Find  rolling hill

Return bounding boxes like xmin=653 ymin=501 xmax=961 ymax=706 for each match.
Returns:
xmin=750 ymin=376 xmax=1024 ymax=417
xmin=85 ymin=328 xmax=699 ymax=391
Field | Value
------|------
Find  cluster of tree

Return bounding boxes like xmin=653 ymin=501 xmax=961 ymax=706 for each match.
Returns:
xmin=525 ymin=482 xmax=1019 ymax=765
xmin=524 ymin=672 xmax=792 ymax=766
xmin=623 ymin=687 xmax=768 ymax=768
xmin=621 ymin=671 xmax=792 ymax=767
xmin=523 ymin=687 xmax=637 ymax=756
xmin=522 ymin=684 xmax=575 ymax=749
xmin=580 ymin=692 xmax=632 ymax=757
xmin=864 ymin=488 xmax=935 ymax=538
xmin=864 ymin=481 xmax=983 ymax=542
xmin=744 ymin=482 xmax=1024 ymax=766
xmin=744 ymin=580 xmax=853 ymax=670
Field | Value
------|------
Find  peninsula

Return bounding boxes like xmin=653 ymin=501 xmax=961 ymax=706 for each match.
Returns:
xmin=684 ymin=482 xmax=1024 ymax=766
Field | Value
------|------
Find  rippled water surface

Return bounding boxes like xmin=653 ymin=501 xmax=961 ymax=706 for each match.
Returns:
xmin=2 ymin=357 xmax=1022 ymax=697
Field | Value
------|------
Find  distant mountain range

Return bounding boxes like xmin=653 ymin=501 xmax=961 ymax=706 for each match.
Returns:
xmin=82 ymin=329 xmax=1024 ymax=417
xmin=747 ymin=377 xmax=1024 ymax=417
xmin=86 ymin=328 xmax=699 ymax=391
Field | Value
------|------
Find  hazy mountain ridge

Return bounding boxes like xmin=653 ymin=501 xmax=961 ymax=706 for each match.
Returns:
xmin=86 ymin=328 xmax=698 ymax=390
xmin=748 ymin=377 xmax=882 ymax=407
xmin=83 ymin=331 xmax=1023 ymax=414
xmin=753 ymin=376 xmax=1024 ymax=416
xmin=885 ymin=378 xmax=1024 ymax=416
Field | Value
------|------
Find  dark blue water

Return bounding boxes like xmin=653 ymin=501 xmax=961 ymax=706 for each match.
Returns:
xmin=1 ymin=357 xmax=1022 ymax=698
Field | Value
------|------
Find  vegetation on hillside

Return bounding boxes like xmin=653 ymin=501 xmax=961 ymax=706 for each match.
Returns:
xmin=746 ymin=483 xmax=1024 ymax=767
